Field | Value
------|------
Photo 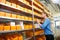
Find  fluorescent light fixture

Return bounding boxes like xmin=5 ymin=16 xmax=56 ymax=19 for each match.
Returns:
xmin=51 ymin=0 xmax=60 ymax=4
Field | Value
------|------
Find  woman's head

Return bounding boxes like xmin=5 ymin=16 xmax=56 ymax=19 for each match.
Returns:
xmin=41 ymin=12 xmax=48 ymax=18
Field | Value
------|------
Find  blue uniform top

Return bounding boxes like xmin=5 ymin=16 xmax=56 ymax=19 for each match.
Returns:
xmin=40 ymin=18 xmax=52 ymax=35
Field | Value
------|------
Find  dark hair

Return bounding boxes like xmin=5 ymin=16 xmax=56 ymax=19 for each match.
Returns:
xmin=42 ymin=12 xmax=48 ymax=17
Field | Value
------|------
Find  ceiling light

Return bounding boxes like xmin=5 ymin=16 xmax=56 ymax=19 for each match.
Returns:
xmin=51 ymin=0 xmax=60 ymax=4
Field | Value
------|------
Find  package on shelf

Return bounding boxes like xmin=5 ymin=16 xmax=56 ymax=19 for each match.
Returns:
xmin=34 ymin=30 xmax=43 ymax=36
xmin=34 ymin=12 xmax=37 ymax=16
xmin=34 ymin=18 xmax=36 ymax=21
xmin=21 ymin=15 xmax=25 ymax=20
xmin=5 ymin=34 xmax=11 ymax=40
xmin=18 ymin=34 xmax=23 ymax=40
xmin=24 ymin=24 xmax=29 ymax=29
xmin=0 ymin=23 xmax=4 ymax=31
xmin=16 ymin=25 xmax=22 ymax=30
xmin=20 ymin=21 xmax=24 ymax=30
xmin=0 ymin=10 xmax=5 ymax=16
xmin=5 ymin=12 xmax=11 ymax=18
xmin=35 ymin=35 xmax=46 ymax=40
xmin=23 ymin=0 xmax=27 ymax=4
xmin=34 ymin=0 xmax=43 ymax=9
xmin=28 ymin=17 xmax=32 ymax=21
xmin=23 ymin=0 xmax=30 ymax=5
xmin=16 ymin=5 xmax=22 ymax=10
xmin=25 ymin=31 xmax=33 ymax=37
xmin=28 ymin=9 xmax=32 ymax=13
xmin=11 ymin=0 xmax=17 ymax=8
xmin=0 ymin=37 xmax=5 ymax=40
xmin=11 ymin=13 xmax=17 ymax=18
xmin=21 ymin=7 xmax=25 ymax=12
xmin=16 ymin=14 xmax=21 ymax=19
xmin=35 ymin=6 xmax=43 ymax=12
xmin=24 ymin=8 xmax=28 ymax=12
xmin=34 ymin=23 xmax=41 ymax=28
xmin=0 ymin=0 xmax=6 ymax=4
xmin=4 ymin=26 xmax=10 ymax=31
xmin=10 ymin=22 xmax=16 ymax=30
xmin=5 ymin=34 xmax=18 ymax=40
xmin=16 ymin=22 xmax=22 ymax=30
xmin=4 ymin=22 xmax=10 ymax=31
xmin=6 ymin=0 xmax=12 ymax=6
xmin=24 ymin=16 xmax=28 ymax=20
xmin=29 ymin=24 xmax=32 ymax=29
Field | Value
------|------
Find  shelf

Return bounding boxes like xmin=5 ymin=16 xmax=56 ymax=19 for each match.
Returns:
xmin=26 ymin=0 xmax=44 ymax=10
xmin=25 ymin=37 xmax=32 ymax=40
xmin=0 ymin=16 xmax=33 ymax=22
xmin=0 ymin=28 xmax=43 ymax=34
xmin=25 ymin=33 xmax=44 ymax=40
xmin=0 ymin=29 xmax=33 ymax=34
xmin=0 ymin=3 xmax=42 ymax=18
xmin=17 ymin=0 xmax=42 ymax=14
xmin=27 ymin=0 xmax=49 ymax=14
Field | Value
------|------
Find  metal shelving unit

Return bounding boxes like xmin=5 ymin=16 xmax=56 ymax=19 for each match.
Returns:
xmin=0 ymin=0 xmax=49 ymax=40
xmin=0 ymin=3 xmax=42 ymax=18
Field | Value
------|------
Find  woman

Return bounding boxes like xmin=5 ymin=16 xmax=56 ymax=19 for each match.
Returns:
xmin=37 ymin=13 xmax=54 ymax=40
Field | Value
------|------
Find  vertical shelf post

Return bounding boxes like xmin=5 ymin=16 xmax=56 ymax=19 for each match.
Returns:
xmin=32 ymin=0 xmax=35 ymax=40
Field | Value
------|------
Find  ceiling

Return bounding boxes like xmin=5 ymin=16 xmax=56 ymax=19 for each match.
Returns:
xmin=39 ymin=0 xmax=60 ymax=16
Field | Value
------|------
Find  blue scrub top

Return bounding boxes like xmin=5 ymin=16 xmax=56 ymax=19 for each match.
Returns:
xmin=40 ymin=18 xmax=53 ymax=35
